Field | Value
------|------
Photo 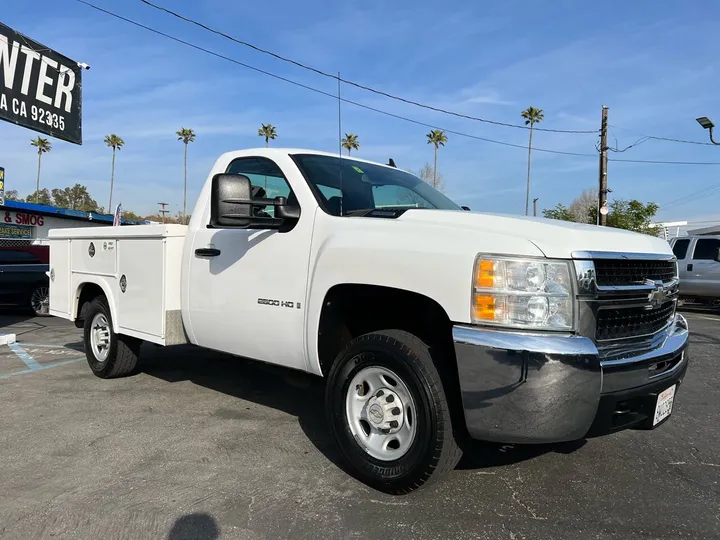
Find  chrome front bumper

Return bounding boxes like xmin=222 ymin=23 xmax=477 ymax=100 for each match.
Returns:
xmin=452 ymin=314 xmax=689 ymax=444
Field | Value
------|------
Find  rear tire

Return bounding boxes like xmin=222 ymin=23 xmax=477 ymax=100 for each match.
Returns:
xmin=83 ymin=296 xmax=141 ymax=378
xmin=326 ymin=329 xmax=462 ymax=494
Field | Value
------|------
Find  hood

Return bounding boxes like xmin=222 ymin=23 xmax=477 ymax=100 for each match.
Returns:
xmin=397 ymin=210 xmax=672 ymax=259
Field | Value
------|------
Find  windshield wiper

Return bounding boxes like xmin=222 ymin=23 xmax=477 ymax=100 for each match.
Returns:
xmin=343 ymin=207 xmax=424 ymax=218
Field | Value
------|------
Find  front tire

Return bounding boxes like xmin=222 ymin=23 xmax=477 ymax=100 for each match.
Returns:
xmin=326 ymin=330 xmax=462 ymax=494
xmin=83 ymin=296 xmax=141 ymax=378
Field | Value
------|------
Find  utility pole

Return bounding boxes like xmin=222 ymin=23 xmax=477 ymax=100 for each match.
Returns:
xmin=158 ymin=202 xmax=169 ymax=223
xmin=533 ymin=198 xmax=538 ymax=217
xmin=597 ymin=105 xmax=609 ymax=226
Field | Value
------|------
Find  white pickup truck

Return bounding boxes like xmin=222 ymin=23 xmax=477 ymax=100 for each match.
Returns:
xmin=47 ymin=148 xmax=690 ymax=493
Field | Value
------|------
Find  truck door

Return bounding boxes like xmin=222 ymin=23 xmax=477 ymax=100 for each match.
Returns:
xmin=671 ymin=238 xmax=691 ymax=294
xmin=686 ymin=237 xmax=720 ymax=297
xmin=186 ymin=156 xmax=314 ymax=371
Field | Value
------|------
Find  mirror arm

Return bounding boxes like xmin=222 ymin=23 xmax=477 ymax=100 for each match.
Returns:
xmin=222 ymin=197 xmax=277 ymax=205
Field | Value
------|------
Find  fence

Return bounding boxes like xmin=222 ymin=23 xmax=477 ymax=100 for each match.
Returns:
xmin=0 ymin=237 xmax=49 ymax=248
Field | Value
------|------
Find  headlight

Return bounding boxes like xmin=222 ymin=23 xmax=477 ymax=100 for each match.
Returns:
xmin=472 ymin=256 xmax=575 ymax=330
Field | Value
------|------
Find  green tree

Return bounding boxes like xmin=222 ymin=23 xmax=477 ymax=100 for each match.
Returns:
xmin=521 ymin=106 xmax=544 ymax=216
xmin=595 ymin=200 xmax=660 ymax=234
xmin=4 ymin=190 xmax=21 ymax=201
xmin=104 ymin=134 xmax=124 ymax=212
xmin=341 ymin=133 xmax=360 ymax=155
xmin=143 ymin=213 xmax=183 ymax=224
xmin=542 ymin=203 xmax=574 ymax=221
xmin=51 ymin=184 xmax=100 ymax=211
xmin=257 ymin=123 xmax=278 ymax=147
xmin=426 ymin=129 xmax=448 ymax=189
xmin=25 ymin=188 xmax=52 ymax=206
xmin=119 ymin=209 xmax=145 ymax=222
xmin=543 ymin=197 xmax=659 ymax=234
xmin=30 ymin=137 xmax=52 ymax=203
xmin=176 ymin=127 xmax=196 ymax=224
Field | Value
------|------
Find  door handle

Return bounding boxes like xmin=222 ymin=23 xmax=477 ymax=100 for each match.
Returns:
xmin=195 ymin=248 xmax=221 ymax=257
xmin=687 ymin=263 xmax=693 ymax=271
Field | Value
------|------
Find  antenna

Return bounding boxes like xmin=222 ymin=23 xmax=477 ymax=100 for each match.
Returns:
xmin=337 ymin=71 xmax=343 ymax=216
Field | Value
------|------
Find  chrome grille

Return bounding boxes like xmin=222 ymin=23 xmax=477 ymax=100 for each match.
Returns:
xmin=594 ymin=259 xmax=677 ymax=286
xmin=573 ymin=252 xmax=678 ymax=344
xmin=595 ymin=301 xmax=675 ymax=341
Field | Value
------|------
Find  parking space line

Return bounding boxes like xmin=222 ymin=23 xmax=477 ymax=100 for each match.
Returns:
xmin=8 ymin=343 xmax=43 ymax=371
xmin=19 ymin=342 xmax=84 ymax=350
xmin=0 ymin=357 xmax=85 ymax=380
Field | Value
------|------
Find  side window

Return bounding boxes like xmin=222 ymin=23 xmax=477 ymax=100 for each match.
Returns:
xmin=225 ymin=157 xmax=294 ymax=219
xmin=0 ymin=250 xmax=40 ymax=264
xmin=671 ymin=239 xmax=690 ymax=260
xmin=692 ymin=238 xmax=720 ymax=261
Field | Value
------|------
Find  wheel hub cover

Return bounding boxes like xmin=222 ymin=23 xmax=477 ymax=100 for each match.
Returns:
xmin=365 ymin=389 xmax=405 ymax=433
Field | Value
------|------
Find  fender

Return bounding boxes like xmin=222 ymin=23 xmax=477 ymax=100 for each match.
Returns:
xmin=73 ymin=277 xmax=120 ymax=333
xmin=304 ymin=212 xmax=544 ymax=375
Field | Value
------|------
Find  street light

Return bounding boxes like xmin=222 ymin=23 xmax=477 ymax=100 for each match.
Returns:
xmin=696 ymin=116 xmax=719 ymax=145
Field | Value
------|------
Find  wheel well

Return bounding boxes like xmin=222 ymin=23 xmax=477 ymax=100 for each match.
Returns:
xmin=317 ymin=284 xmax=456 ymax=377
xmin=75 ymin=283 xmax=105 ymax=328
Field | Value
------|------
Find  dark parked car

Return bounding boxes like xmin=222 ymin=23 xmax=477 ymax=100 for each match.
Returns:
xmin=0 ymin=245 xmax=50 ymax=316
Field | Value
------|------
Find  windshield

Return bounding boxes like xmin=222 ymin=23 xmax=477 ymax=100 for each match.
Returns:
xmin=291 ymin=153 xmax=462 ymax=216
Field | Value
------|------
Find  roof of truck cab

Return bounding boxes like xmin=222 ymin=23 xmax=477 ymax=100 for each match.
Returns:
xmin=219 ymin=148 xmax=402 ymax=171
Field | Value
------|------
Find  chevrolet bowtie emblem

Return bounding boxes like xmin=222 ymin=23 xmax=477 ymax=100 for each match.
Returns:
xmin=646 ymin=280 xmax=667 ymax=308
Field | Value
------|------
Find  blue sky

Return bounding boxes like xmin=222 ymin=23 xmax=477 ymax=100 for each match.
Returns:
xmin=1 ymin=0 xmax=719 ymax=228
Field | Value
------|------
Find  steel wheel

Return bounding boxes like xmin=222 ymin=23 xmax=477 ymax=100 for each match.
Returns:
xmin=90 ymin=312 xmax=111 ymax=362
xmin=30 ymin=286 xmax=49 ymax=316
xmin=345 ymin=364 xmax=417 ymax=461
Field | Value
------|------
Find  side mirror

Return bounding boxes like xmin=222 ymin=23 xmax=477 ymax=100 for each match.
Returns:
xmin=210 ymin=173 xmax=253 ymax=228
xmin=461 ymin=206 xmax=471 ymax=211
xmin=210 ymin=173 xmax=301 ymax=229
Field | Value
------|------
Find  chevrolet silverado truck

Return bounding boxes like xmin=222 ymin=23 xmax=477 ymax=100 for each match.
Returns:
xmin=47 ymin=148 xmax=689 ymax=494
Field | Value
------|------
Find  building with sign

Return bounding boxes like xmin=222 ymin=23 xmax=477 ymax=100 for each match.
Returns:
xmin=0 ymin=200 xmax=145 ymax=245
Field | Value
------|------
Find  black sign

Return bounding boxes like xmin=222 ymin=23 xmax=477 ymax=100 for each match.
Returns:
xmin=0 ymin=22 xmax=82 ymax=144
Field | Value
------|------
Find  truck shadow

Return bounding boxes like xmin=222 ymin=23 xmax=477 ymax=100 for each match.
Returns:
xmin=139 ymin=344 xmax=582 ymax=478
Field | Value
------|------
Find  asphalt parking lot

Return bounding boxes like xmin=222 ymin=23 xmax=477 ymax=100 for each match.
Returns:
xmin=0 ymin=311 xmax=718 ymax=540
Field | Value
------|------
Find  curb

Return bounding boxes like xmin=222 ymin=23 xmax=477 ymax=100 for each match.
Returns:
xmin=0 ymin=334 xmax=17 ymax=346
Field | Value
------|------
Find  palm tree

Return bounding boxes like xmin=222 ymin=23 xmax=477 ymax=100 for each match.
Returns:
xmin=426 ymin=129 xmax=448 ymax=189
xmin=521 ymin=106 xmax=544 ymax=216
xmin=30 ymin=137 xmax=52 ymax=204
xmin=257 ymin=123 xmax=278 ymax=147
xmin=341 ymin=133 xmax=360 ymax=155
xmin=176 ymin=128 xmax=196 ymax=224
xmin=104 ymin=134 xmax=124 ymax=212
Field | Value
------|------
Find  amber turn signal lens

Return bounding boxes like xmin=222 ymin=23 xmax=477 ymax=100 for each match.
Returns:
xmin=476 ymin=259 xmax=495 ymax=288
xmin=473 ymin=294 xmax=496 ymax=320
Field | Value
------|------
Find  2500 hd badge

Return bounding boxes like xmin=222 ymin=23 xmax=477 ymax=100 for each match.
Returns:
xmin=257 ymin=298 xmax=301 ymax=309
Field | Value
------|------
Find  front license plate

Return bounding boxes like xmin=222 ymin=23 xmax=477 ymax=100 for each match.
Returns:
xmin=653 ymin=384 xmax=676 ymax=426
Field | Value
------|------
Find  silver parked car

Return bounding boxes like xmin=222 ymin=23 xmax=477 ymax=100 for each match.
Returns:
xmin=670 ymin=235 xmax=720 ymax=307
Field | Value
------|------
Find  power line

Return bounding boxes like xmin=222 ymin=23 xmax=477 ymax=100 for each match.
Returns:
xmin=71 ymin=1 xmax=720 ymax=167
xmin=609 ymin=158 xmax=720 ymax=165
xmin=659 ymin=183 xmax=720 ymax=209
xmin=609 ymin=124 xmax=714 ymax=146
xmin=73 ymin=0 xmax=598 ymax=158
xmin=134 ymin=0 xmax=597 ymax=135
